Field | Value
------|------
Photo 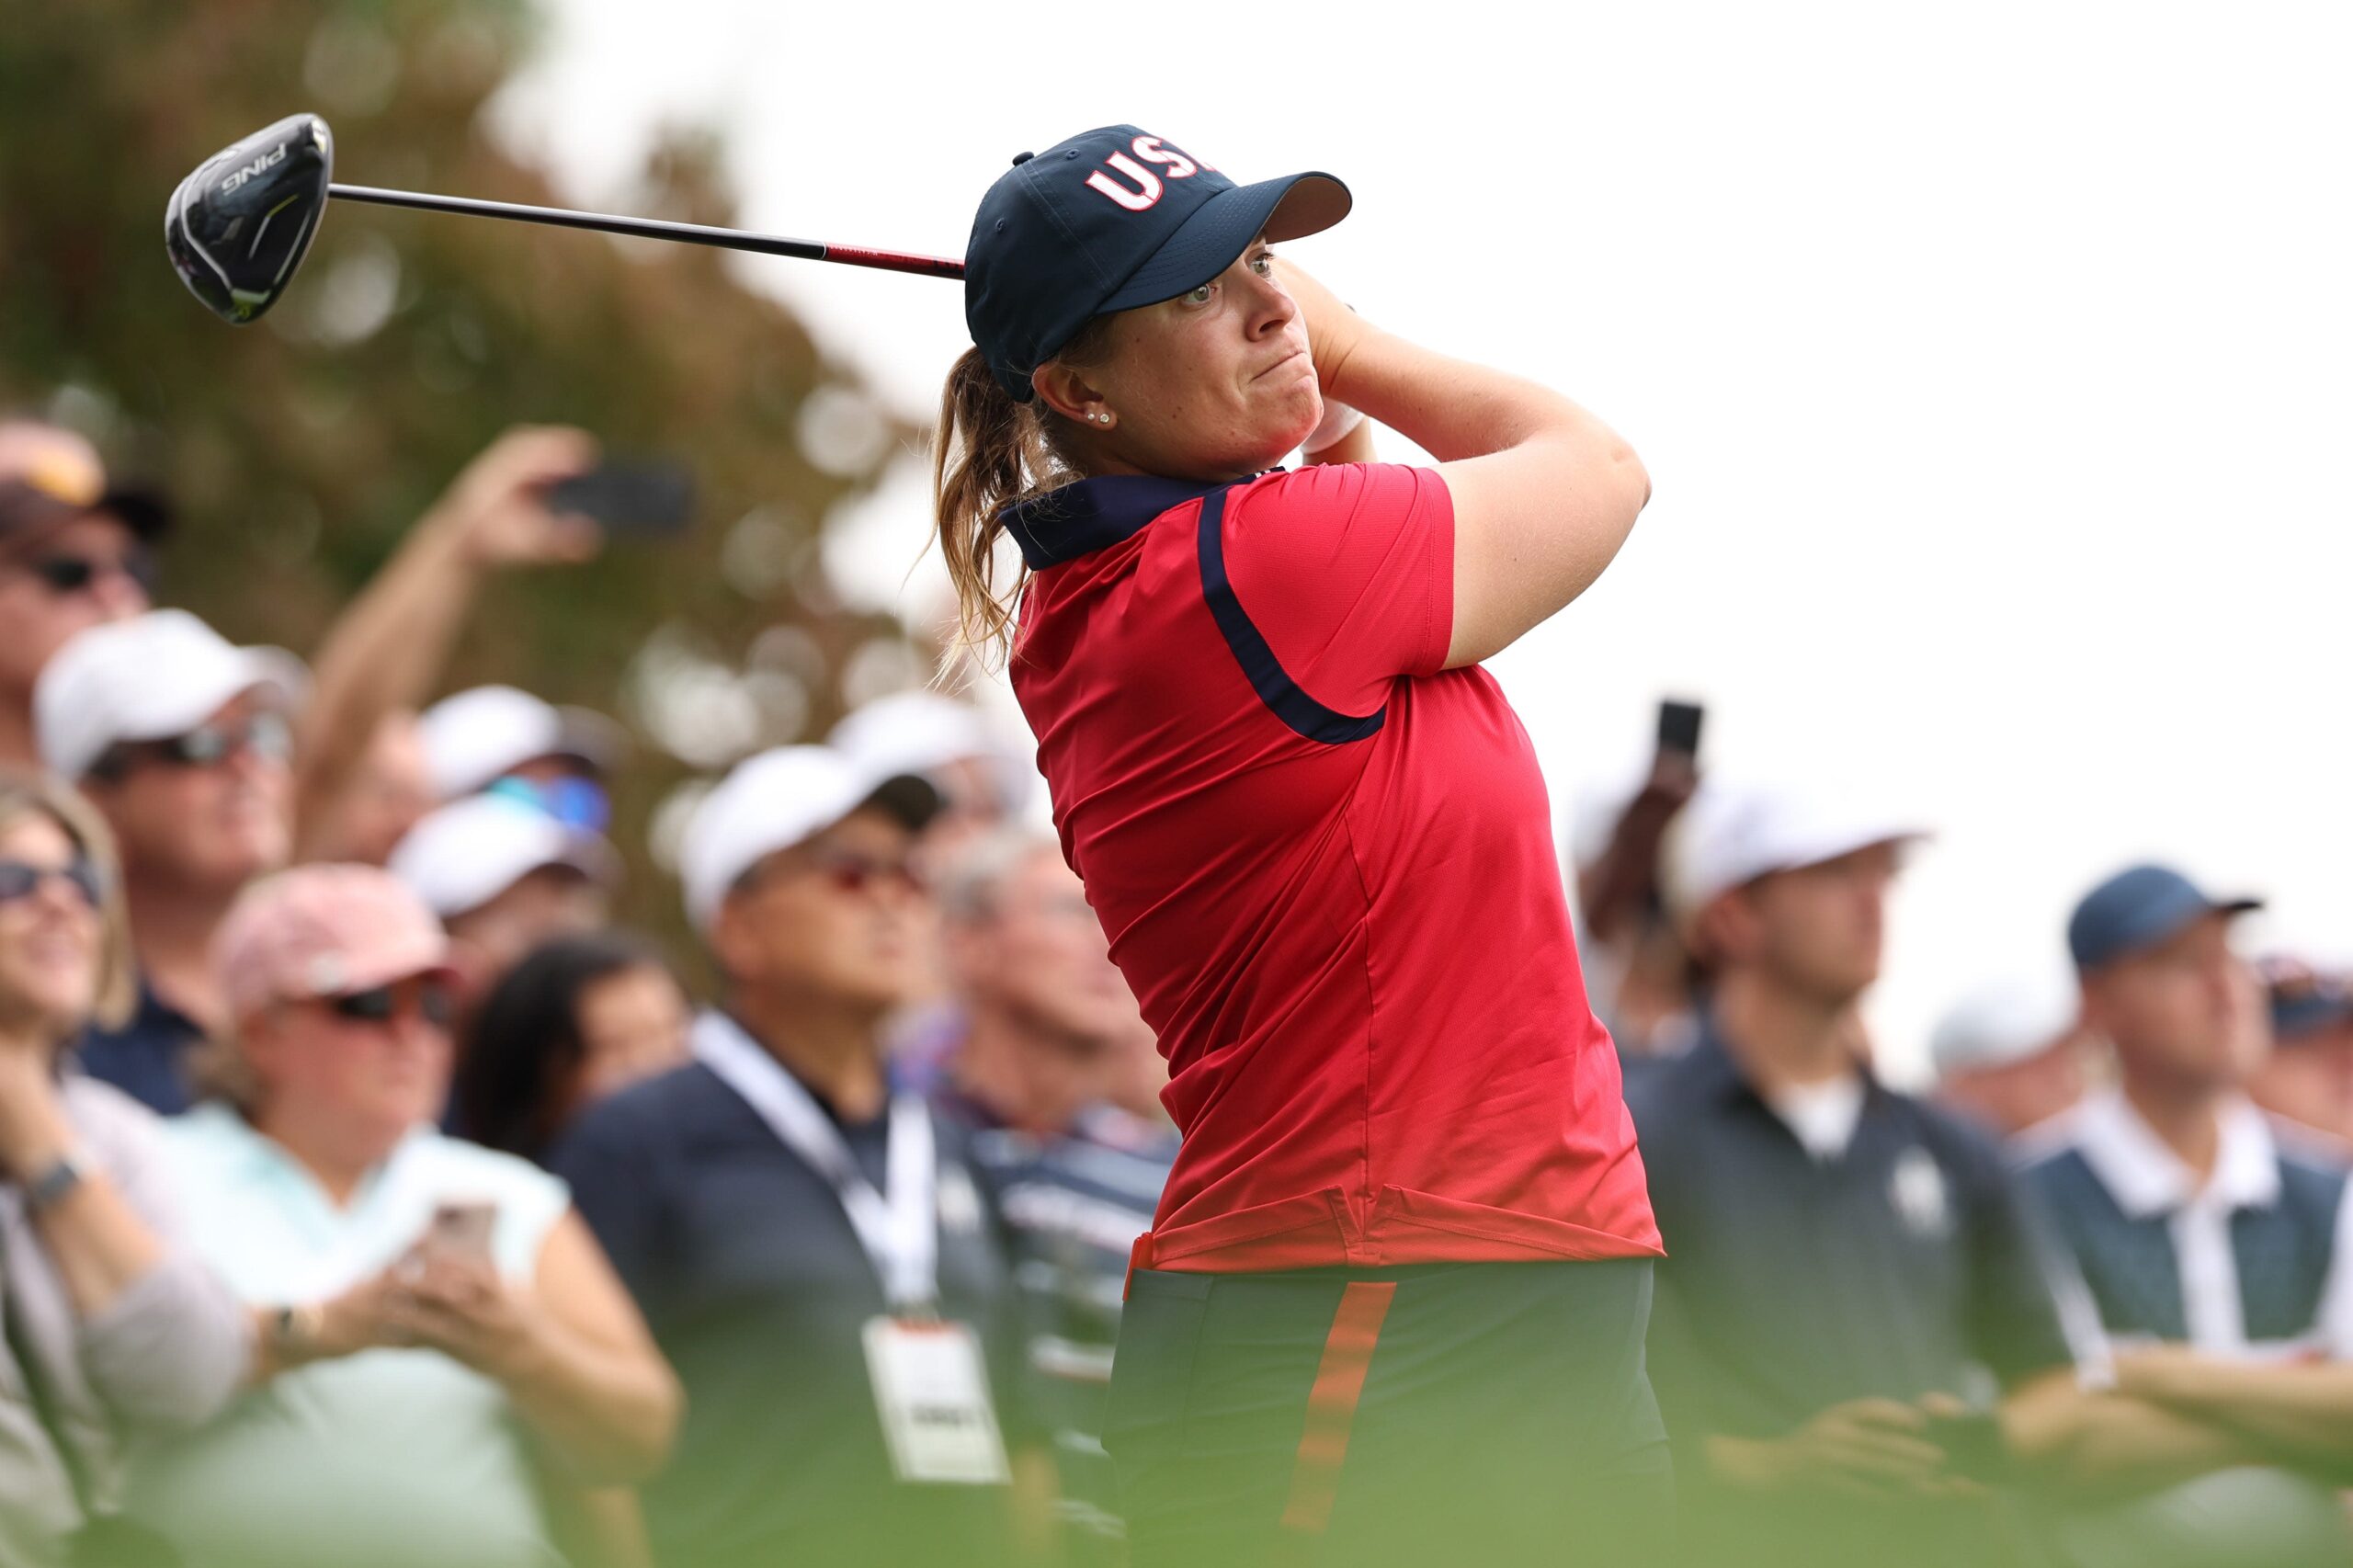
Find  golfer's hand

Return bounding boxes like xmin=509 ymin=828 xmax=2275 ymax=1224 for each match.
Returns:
xmin=1274 ymin=260 xmax=1372 ymax=401
xmin=1711 ymin=1398 xmax=1951 ymax=1498
xmin=429 ymin=426 xmax=603 ymax=569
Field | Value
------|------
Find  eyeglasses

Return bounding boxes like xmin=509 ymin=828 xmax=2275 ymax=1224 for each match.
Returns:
xmin=0 ymin=858 xmax=103 ymax=908
xmin=733 ymin=845 xmax=926 ymax=904
xmin=91 ymin=710 xmax=293 ymax=780
xmin=17 ymin=549 xmax=156 ymax=597
xmin=810 ymin=849 xmax=926 ymax=898
xmin=326 ymin=979 xmax=456 ymax=1030
xmin=486 ymin=773 xmax=610 ymax=834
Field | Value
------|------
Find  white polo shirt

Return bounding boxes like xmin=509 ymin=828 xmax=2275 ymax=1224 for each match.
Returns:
xmin=2019 ymin=1090 xmax=2353 ymax=1358
xmin=125 ymin=1107 xmax=571 ymax=1568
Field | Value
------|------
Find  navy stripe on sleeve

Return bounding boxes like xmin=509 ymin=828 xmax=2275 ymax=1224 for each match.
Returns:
xmin=1195 ymin=486 xmax=1386 ymax=745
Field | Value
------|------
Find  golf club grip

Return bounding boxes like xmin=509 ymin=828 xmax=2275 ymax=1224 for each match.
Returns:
xmin=327 ymin=184 xmax=961 ymax=278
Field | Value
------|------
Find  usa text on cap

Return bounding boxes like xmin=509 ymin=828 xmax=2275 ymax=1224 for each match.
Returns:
xmin=965 ymin=127 xmax=1349 ymax=401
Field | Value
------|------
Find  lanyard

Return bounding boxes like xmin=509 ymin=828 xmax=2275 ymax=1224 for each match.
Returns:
xmin=692 ymin=1012 xmax=939 ymax=1312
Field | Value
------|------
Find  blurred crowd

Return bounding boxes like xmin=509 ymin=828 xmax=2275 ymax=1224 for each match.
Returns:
xmin=0 ymin=409 xmax=2346 ymax=1568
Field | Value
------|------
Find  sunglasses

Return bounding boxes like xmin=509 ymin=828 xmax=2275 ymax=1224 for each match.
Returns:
xmin=810 ymin=848 xmax=926 ymax=898
xmin=733 ymin=846 xmax=926 ymax=904
xmin=0 ymin=858 xmax=104 ymax=908
xmin=486 ymin=773 xmax=610 ymax=834
xmin=92 ymin=710 xmax=293 ymax=780
xmin=326 ymin=979 xmax=456 ymax=1030
xmin=17 ymin=550 xmax=156 ymax=597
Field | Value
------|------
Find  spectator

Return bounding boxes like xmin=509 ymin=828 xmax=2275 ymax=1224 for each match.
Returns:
xmin=125 ymin=864 xmax=678 ymax=1568
xmin=0 ymin=420 xmax=165 ymax=772
xmin=450 ymin=933 xmax=691 ymax=1165
xmin=1637 ymin=783 xmax=2245 ymax=1568
xmin=2248 ymin=956 xmax=2353 ymax=1149
xmin=0 ymin=773 xmax=245 ymax=1568
xmin=290 ymin=428 xmax=605 ymax=863
xmin=931 ymin=827 xmax=1175 ymax=1560
xmin=551 ymin=745 xmax=1031 ymax=1568
xmin=418 ymin=684 xmax=622 ymax=818
xmin=388 ymin=793 xmax=619 ymax=1000
xmin=296 ymin=710 xmax=435 ymax=869
xmin=1932 ymin=967 xmax=2096 ymax=1139
xmin=37 ymin=610 xmax=301 ymax=1114
xmin=829 ymin=690 xmax=1029 ymax=861
xmin=2018 ymin=867 xmax=2353 ymax=1565
xmin=1574 ymin=744 xmax=1703 ymax=1063
xmin=1099 ymin=1004 xmax=1174 ymax=1129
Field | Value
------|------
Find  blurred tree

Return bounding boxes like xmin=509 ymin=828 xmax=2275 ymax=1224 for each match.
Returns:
xmin=0 ymin=0 xmax=925 ymax=954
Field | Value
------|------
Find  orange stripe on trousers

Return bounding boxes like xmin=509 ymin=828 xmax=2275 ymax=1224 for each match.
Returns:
xmin=1279 ymin=1279 xmax=1398 ymax=1535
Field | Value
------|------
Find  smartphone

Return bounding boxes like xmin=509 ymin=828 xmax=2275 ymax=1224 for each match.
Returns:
xmin=424 ymin=1200 xmax=497 ymax=1265
xmin=1656 ymin=699 xmax=1704 ymax=761
xmin=1922 ymin=1408 xmax=2010 ymax=1484
xmin=546 ymin=460 xmax=695 ymax=537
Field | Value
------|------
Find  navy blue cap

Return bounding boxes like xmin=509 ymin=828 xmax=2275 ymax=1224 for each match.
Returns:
xmin=2067 ymin=863 xmax=2262 ymax=971
xmin=963 ymin=127 xmax=1350 ymax=401
xmin=2258 ymin=956 xmax=2353 ymax=1043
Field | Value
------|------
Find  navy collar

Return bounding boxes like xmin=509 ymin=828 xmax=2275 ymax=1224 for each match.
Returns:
xmin=1003 ymin=470 xmax=1289 ymax=571
xmin=1684 ymin=1013 xmax=1891 ymax=1113
xmin=1002 ymin=474 xmax=1226 ymax=570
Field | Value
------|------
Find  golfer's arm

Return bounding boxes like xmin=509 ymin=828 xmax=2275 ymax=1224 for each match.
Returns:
xmin=1320 ymin=330 xmax=1649 ymax=668
xmin=2120 ymin=1354 xmax=2353 ymax=1475
xmin=2000 ymin=1371 xmax=2295 ymax=1497
xmin=291 ymin=509 xmax=484 ymax=852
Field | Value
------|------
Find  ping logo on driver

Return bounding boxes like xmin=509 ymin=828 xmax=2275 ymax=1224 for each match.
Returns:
xmin=1085 ymin=135 xmax=1213 ymax=212
xmin=219 ymin=142 xmax=289 ymax=197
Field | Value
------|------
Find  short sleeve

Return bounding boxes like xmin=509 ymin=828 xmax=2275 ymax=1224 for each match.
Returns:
xmin=1219 ymin=462 xmax=1455 ymax=717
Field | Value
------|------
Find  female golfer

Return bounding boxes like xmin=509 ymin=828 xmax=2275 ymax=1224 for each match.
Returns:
xmin=938 ymin=127 xmax=1666 ymax=1566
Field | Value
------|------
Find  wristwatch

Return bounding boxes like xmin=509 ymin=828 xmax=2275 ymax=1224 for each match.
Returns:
xmin=21 ymin=1150 xmax=86 ymax=1215
xmin=270 ymin=1302 xmax=326 ymax=1362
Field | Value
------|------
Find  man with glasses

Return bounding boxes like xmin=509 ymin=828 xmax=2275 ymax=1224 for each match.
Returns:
xmin=0 ymin=419 xmax=168 ymax=771
xmin=35 ymin=610 xmax=302 ymax=1113
xmin=551 ymin=744 xmax=1036 ymax=1568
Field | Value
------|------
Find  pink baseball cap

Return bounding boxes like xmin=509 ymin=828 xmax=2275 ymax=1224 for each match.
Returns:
xmin=212 ymin=864 xmax=455 ymax=1021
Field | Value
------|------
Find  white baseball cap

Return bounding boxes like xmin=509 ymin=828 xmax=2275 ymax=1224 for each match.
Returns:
xmin=417 ymin=685 xmax=625 ymax=801
xmin=828 ymin=691 xmax=1031 ymax=815
xmin=1929 ymin=968 xmax=2084 ymax=1081
xmin=36 ymin=609 xmax=307 ymax=781
xmin=679 ymin=744 xmax=941 ymax=931
xmin=1664 ymin=777 xmax=1927 ymax=921
xmin=388 ymin=794 xmax=620 ymax=920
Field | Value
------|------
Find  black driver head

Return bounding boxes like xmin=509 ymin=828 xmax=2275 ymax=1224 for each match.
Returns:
xmin=165 ymin=114 xmax=335 ymax=324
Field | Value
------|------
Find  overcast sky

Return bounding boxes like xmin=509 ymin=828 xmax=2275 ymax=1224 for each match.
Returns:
xmin=495 ymin=2 xmax=2353 ymax=1080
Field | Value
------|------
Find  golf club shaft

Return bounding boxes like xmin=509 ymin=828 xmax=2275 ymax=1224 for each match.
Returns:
xmin=326 ymin=183 xmax=966 ymax=280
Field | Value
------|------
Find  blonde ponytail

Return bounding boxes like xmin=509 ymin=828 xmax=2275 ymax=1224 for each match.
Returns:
xmin=930 ymin=323 xmax=1114 ymax=667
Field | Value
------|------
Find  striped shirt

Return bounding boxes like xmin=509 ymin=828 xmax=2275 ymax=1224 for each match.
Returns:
xmin=939 ymin=1089 xmax=1174 ymax=1548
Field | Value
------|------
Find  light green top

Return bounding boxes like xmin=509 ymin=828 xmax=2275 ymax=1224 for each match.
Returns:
xmin=125 ymin=1106 xmax=570 ymax=1568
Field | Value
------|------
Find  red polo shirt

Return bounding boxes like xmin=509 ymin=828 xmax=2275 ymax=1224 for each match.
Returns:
xmin=1007 ymin=462 xmax=1660 ymax=1272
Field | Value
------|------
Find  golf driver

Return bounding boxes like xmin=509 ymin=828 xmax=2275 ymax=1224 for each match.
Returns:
xmin=166 ymin=113 xmax=965 ymax=324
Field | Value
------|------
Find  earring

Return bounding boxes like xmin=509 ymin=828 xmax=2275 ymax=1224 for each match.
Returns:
xmin=1091 ymin=411 xmax=1112 ymax=426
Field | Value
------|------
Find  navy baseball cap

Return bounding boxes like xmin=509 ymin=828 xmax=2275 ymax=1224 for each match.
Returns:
xmin=2067 ymin=863 xmax=2262 ymax=971
xmin=964 ymin=126 xmax=1350 ymax=401
xmin=2259 ymin=956 xmax=2353 ymax=1043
